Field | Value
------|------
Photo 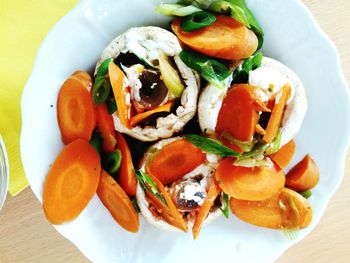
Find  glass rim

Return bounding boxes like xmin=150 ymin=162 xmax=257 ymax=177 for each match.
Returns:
xmin=0 ymin=134 xmax=9 ymax=210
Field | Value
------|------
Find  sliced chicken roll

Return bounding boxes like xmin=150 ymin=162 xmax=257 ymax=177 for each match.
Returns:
xmin=198 ymin=56 xmax=307 ymax=152
xmin=136 ymin=137 xmax=223 ymax=238
xmin=95 ymin=27 xmax=200 ymax=142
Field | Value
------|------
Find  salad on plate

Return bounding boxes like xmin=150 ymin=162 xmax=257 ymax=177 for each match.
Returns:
xmin=42 ymin=0 xmax=320 ymax=240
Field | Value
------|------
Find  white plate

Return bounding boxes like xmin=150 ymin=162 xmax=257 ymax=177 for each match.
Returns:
xmin=20 ymin=0 xmax=350 ymax=262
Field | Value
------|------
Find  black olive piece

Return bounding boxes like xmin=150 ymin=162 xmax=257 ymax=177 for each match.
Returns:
xmin=138 ymin=70 xmax=169 ymax=110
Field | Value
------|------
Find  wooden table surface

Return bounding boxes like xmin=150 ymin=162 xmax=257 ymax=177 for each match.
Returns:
xmin=1 ymin=0 xmax=350 ymax=262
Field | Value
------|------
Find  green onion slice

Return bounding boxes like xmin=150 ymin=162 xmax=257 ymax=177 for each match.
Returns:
xmin=181 ymin=11 xmax=216 ymax=32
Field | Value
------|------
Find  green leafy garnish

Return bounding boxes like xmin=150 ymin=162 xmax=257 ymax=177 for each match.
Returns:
xmin=237 ymin=129 xmax=282 ymax=161
xmin=221 ymin=132 xmax=255 ymax=152
xmin=219 ymin=192 xmax=230 ymax=218
xmin=92 ymin=76 xmax=112 ymax=104
xmin=181 ymin=11 xmax=216 ymax=32
xmin=89 ymin=129 xmax=103 ymax=155
xmin=282 ymin=229 xmax=299 ymax=240
xmin=103 ymin=150 xmax=122 ymax=175
xmin=209 ymin=0 xmax=264 ymax=49
xmin=179 ymin=50 xmax=230 ymax=89
xmin=234 ymin=157 xmax=270 ymax=167
xmin=299 ymin=190 xmax=312 ymax=199
xmin=106 ymin=92 xmax=117 ymax=114
xmin=96 ymin=58 xmax=112 ymax=78
xmin=184 ymin=134 xmax=239 ymax=157
xmin=131 ymin=197 xmax=141 ymax=213
xmin=155 ymin=3 xmax=202 ymax=17
xmin=135 ymin=170 xmax=166 ymax=205
xmin=232 ymin=51 xmax=263 ymax=84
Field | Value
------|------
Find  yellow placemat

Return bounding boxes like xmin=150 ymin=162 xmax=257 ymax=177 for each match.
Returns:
xmin=0 ymin=0 xmax=79 ymax=196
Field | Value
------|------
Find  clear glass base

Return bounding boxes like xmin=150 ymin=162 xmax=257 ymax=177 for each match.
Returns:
xmin=0 ymin=134 xmax=9 ymax=210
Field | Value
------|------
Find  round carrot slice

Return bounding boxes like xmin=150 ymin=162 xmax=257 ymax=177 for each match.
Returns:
xmin=230 ymin=188 xmax=312 ymax=229
xmin=171 ymin=15 xmax=258 ymax=60
xmin=286 ymin=154 xmax=320 ymax=191
xmin=216 ymin=158 xmax=285 ymax=201
xmin=147 ymin=139 xmax=206 ymax=185
xmin=97 ymin=170 xmax=139 ymax=233
xmin=43 ymin=139 xmax=101 ymax=224
xmin=57 ymin=72 xmax=96 ymax=144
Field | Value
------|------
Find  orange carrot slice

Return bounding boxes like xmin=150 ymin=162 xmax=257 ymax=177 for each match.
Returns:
xmin=147 ymin=175 xmax=188 ymax=232
xmin=269 ymin=140 xmax=296 ymax=169
xmin=57 ymin=72 xmax=96 ymax=144
xmin=108 ymin=62 xmax=131 ymax=128
xmin=116 ymin=132 xmax=137 ymax=197
xmin=215 ymin=158 xmax=285 ymax=201
xmin=263 ymin=84 xmax=291 ymax=143
xmin=171 ymin=15 xmax=258 ymax=60
xmin=286 ymin=154 xmax=320 ymax=191
xmin=95 ymin=103 xmax=117 ymax=153
xmin=216 ymin=84 xmax=268 ymax=143
xmin=230 ymin=188 xmax=312 ymax=229
xmin=192 ymin=181 xmax=221 ymax=239
xmin=70 ymin=70 xmax=93 ymax=91
xmin=43 ymin=139 xmax=101 ymax=224
xmin=148 ymin=139 xmax=206 ymax=185
xmin=97 ymin=170 xmax=139 ymax=233
xmin=130 ymin=101 xmax=173 ymax=127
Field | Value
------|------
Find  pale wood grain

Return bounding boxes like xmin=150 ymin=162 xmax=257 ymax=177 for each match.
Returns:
xmin=0 ymin=0 xmax=349 ymax=262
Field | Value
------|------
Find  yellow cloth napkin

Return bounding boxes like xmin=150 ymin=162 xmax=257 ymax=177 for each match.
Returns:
xmin=0 ymin=0 xmax=79 ymax=196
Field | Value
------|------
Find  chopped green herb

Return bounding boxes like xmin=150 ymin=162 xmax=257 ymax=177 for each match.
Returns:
xmin=106 ymin=92 xmax=117 ymax=114
xmin=219 ymin=192 xmax=230 ymax=218
xmin=135 ymin=170 xmax=166 ymax=205
xmin=92 ymin=76 xmax=111 ymax=104
xmin=155 ymin=3 xmax=202 ymax=17
xmin=181 ymin=11 xmax=216 ymax=32
xmin=179 ymin=50 xmax=230 ymax=89
xmin=89 ymin=129 xmax=103 ymax=155
xmin=232 ymin=51 xmax=263 ymax=84
xmin=103 ymin=150 xmax=122 ymax=175
xmin=299 ymin=190 xmax=312 ymax=199
xmin=184 ymin=134 xmax=239 ymax=157
xmin=131 ymin=197 xmax=141 ymax=213
xmin=282 ymin=229 xmax=298 ymax=240
xmin=221 ymin=132 xmax=255 ymax=152
xmin=96 ymin=58 xmax=112 ymax=78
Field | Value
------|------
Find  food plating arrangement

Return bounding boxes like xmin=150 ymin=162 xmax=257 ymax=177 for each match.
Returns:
xmin=42 ymin=0 xmax=320 ymax=239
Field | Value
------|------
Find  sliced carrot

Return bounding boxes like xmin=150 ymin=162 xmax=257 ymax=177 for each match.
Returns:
xmin=286 ymin=154 xmax=320 ymax=191
xmin=230 ymin=188 xmax=312 ymax=229
xmin=215 ymin=158 xmax=285 ymax=201
xmin=43 ymin=139 xmax=101 ymax=224
xmin=57 ymin=73 xmax=96 ymax=144
xmin=70 ymin=70 xmax=93 ymax=91
xmin=216 ymin=84 xmax=268 ymax=142
xmin=147 ymin=139 xmax=206 ymax=185
xmin=269 ymin=140 xmax=296 ymax=169
xmin=255 ymin=124 xmax=266 ymax=136
xmin=130 ymin=101 xmax=173 ymax=127
xmin=109 ymin=62 xmax=131 ymax=128
xmin=116 ymin=132 xmax=137 ymax=197
xmin=171 ymin=15 xmax=258 ymax=60
xmin=97 ymin=170 xmax=139 ymax=233
xmin=263 ymin=84 xmax=291 ymax=143
xmin=95 ymin=103 xmax=117 ymax=153
xmin=192 ymin=181 xmax=221 ymax=239
xmin=147 ymin=175 xmax=188 ymax=232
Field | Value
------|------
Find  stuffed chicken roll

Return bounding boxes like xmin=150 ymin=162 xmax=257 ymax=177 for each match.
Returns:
xmin=94 ymin=27 xmax=200 ymax=142
xmin=198 ymin=55 xmax=307 ymax=155
xmin=135 ymin=137 xmax=223 ymax=239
